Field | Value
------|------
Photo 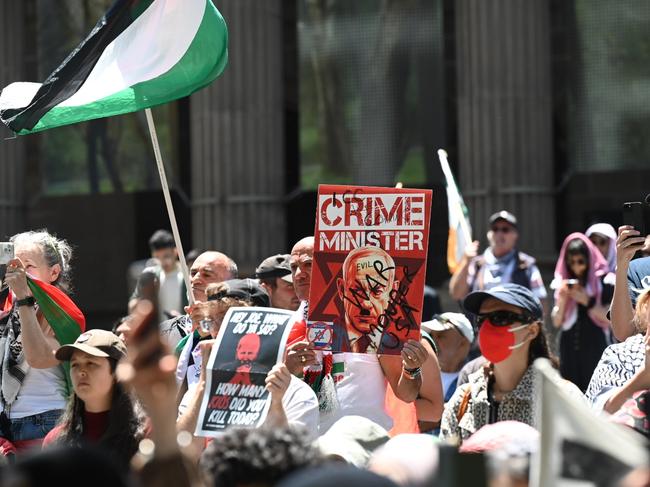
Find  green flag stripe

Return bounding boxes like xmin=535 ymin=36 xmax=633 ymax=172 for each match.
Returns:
xmin=27 ymin=281 xmax=83 ymax=397
xmin=27 ymin=281 xmax=82 ymax=346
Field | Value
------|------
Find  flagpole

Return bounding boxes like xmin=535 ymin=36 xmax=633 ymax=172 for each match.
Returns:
xmin=437 ymin=149 xmax=472 ymax=243
xmin=145 ymin=108 xmax=194 ymax=306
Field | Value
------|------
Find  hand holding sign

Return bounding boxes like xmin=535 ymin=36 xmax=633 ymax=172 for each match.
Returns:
xmin=266 ymin=363 xmax=292 ymax=403
xmin=401 ymin=339 xmax=427 ymax=370
xmin=285 ymin=340 xmax=318 ymax=375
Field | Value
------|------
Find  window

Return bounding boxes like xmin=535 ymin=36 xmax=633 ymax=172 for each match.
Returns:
xmin=298 ymin=0 xmax=446 ymax=189
xmin=28 ymin=0 xmax=179 ymax=195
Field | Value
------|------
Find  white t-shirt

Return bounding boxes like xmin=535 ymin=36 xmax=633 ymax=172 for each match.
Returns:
xmin=284 ymin=376 xmax=319 ymax=440
xmin=177 ymin=336 xmax=204 ymax=416
xmin=158 ymin=267 xmax=184 ymax=318
xmin=10 ymin=366 xmax=67 ymax=419
xmin=440 ymin=371 xmax=460 ymax=400
xmin=319 ymin=353 xmax=391 ymax=433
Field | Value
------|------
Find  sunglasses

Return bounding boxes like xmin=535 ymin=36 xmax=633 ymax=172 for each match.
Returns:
xmin=491 ymin=226 xmax=512 ymax=234
xmin=476 ymin=310 xmax=535 ymax=327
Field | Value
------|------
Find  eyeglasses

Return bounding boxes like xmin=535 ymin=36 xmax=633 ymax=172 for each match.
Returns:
xmin=476 ymin=310 xmax=535 ymax=327
xmin=491 ymin=226 xmax=512 ymax=234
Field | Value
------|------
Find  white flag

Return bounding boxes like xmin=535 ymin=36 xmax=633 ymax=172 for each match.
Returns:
xmin=531 ymin=359 xmax=648 ymax=487
xmin=438 ymin=149 xmax=471 ymax=274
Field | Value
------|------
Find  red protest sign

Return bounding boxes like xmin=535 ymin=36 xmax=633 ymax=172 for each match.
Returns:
xmin=307 ymin=184 xmax=432 ymax=354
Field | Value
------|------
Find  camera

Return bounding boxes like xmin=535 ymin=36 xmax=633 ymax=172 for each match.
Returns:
xmin=199 ymin=318 xmax=214 ymax=333
xmin=0 ymin=243 xmax=14 ymax=286
xmin=566 ymin=279 xmax=579 ymax=288
xmin=0 ymin=243 xmax=14 ymax=266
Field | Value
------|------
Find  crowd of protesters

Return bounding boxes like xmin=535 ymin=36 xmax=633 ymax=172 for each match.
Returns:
xmin=0 ymin=211 xmax=650 ymax=487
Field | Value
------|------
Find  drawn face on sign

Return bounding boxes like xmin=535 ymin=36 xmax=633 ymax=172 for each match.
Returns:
xmin=337 ymin=246 xmax=399 ymax=337
xmin=236 ymin=333 xmax=261 ymax=365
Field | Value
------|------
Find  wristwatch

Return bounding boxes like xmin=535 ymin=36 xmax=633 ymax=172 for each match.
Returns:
xmin=16 ymin=296 xmax=36 ymax=308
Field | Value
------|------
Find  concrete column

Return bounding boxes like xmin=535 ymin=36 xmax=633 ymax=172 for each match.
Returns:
xmin=190 ymin=0 xmax=289 ymax=272
xmin=0 ymin=2 xmax=26 ymax=238
xmin=455 ymin=0 xmax=555 ymax=263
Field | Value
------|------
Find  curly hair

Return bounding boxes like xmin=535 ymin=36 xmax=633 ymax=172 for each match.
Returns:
xmin=200 ymin=427 xmax=322 ymax=487
xmin=53 ymin=359 xmax=146 ymax=471
xmin=633 ymin=288 xmax=650 ymax=333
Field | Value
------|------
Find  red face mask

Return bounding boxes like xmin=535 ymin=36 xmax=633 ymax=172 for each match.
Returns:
xmin=478 ymin=320 xmax=529 ymax=363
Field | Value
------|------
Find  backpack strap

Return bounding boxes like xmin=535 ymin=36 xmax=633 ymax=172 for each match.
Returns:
xmin=455 ymin=385 xmax=472 ymax=423
xmin=511 ymin=251 xmax=535 ymax=289
xmin=470 ymin=256 xmax=486 ymax=291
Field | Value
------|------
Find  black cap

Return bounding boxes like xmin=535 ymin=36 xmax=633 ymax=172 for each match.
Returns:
xmin=489 ymin=210 xmax=517 ymax=228
xmin=463 ymin=283 xmax=542 ymax=320
xmin=255 ymin=254 xmax=292 ymax=282
xmin=208 ymin=278 xmax=270 ymax=308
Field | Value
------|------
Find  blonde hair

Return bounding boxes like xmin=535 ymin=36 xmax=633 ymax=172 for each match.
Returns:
xmin=633 ymin=289 xmax=650 ymax=333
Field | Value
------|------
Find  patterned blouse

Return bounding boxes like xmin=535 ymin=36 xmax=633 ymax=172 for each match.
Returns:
xmin=585 ymin=333 xmax=644 ymax=411
xmin=440 ymin=365 xmax=537 ymax=442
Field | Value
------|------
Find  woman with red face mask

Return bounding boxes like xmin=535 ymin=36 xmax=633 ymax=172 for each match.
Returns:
xmin=439 ymin=284 xmax=563 ymax=443
xmin=551 ymin=233 xmax=614 ymax=392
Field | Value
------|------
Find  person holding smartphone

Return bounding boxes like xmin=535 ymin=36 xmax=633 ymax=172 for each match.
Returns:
xmin=609 ymin=225 xmax=650 ymax=341
xmin=551 ymin=233 xmax=614 ymax=392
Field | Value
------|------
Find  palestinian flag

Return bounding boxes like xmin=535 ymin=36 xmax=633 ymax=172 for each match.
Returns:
xmin=2 ymin=277 xmax=85 ymax=347
xmin=2 ymin=277 xmax=85 ymax=395
xmin=0 ymin=0 xmax=228 ymax=135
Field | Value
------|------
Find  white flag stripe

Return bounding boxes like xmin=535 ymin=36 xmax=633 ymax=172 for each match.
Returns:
xmin=0 ymin=82 xmax=41 ymax=111
xmin=61 ymin=0 xmax=205 ymax=108
xmin=438 ymin=149 xmax=471 ymax=272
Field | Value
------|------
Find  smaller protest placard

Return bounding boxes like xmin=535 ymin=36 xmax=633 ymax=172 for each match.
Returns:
xmin=195 ymin=307 xmax=294 ymax=437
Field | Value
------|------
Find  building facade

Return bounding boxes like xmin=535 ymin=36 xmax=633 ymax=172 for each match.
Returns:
xmin=1 ymin=0 xmax=648 ymax=326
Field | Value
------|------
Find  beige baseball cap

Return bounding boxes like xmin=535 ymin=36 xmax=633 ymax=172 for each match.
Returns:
xmin=56 ymin=329 xmax=127 ymax=362
xmin=421 ymin=312 xmax=474 ymax=343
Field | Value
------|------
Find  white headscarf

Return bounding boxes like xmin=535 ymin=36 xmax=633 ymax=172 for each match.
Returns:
xmin=586 ymin=223 xmax=617 ymax=272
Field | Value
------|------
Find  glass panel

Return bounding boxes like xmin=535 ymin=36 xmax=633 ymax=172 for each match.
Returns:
xmin=298 ymin=0 xmax=445 ymax=189
xmin=558 ymin=1 xmax=650 ymax=173
xmin=32 ymin=0 xmax=178 ymax=195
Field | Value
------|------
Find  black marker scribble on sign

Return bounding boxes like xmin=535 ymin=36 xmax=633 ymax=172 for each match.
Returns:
xmin=330 ymin=188 xmax=364 ymax=206
xmin=342 ymin=261 xmax=418 ymax=351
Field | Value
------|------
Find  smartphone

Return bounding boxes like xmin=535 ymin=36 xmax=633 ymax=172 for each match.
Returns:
xmin=566 ymin=278 xmax=579 ymax=288
xmin=0 ymin=243 xmax=14 ymax=266
xmin=0 ymin=243 xmax=14 ymax=287
xmin=623 ymin=201 xmax=645 ymax=235
xmin=130 ymin=270 xmax=160 ymax=341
